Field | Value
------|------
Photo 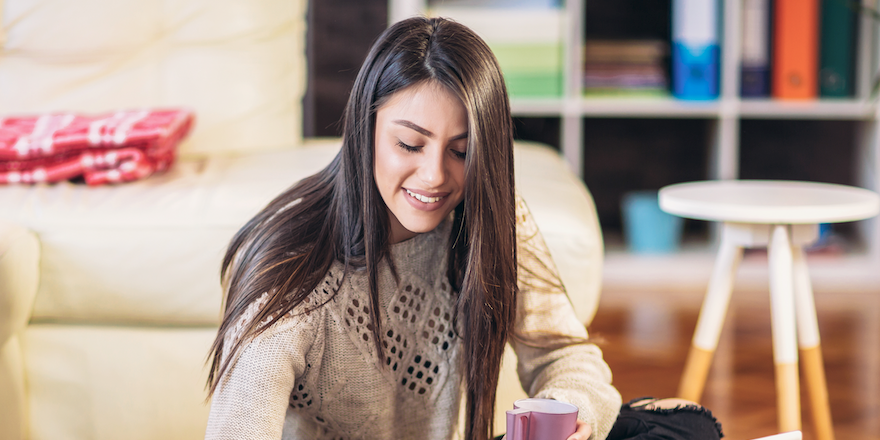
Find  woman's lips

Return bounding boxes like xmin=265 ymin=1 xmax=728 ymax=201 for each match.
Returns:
xmin=403 ymin=188 xmax=449 ymax=211
xmin=405 ymin=188 xmax=445 ymax=203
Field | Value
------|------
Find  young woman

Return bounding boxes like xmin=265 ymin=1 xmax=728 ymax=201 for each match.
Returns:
xmin=205 ymin=16 xmax=722 ymax=440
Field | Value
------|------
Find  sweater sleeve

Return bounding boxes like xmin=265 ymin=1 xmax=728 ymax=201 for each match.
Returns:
xmin=512 ymin=194 xmax=622 ymax=440
xmin=205 ymin=295 xmax=320 ymax=440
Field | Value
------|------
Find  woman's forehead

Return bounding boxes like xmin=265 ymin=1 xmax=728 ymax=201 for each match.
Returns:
xmin=382 ymin=81 xmax=458 ymax=108
xmin=379 ymin=82 xmax=465 ymax=123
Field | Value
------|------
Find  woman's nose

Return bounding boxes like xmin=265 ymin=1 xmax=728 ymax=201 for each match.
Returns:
xmin=418 ymin=148 xmax=447 ymax=188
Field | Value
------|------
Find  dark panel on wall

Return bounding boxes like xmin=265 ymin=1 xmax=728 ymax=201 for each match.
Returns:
xmin=585 ymin=0 xmax=671 ymax=40
xmin=513 ymin=117 xmax=561 ymax=150
xmin=582 ymin=118 xmax=710 ymax=232
xmin=739 ymin=119 xmax=857 ymax=186
xmin=304 ymin=0 xmax=387 ymax=137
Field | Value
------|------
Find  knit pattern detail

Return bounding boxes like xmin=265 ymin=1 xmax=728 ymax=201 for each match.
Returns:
xmin=330 ymin=266 xmax=460 ymax=406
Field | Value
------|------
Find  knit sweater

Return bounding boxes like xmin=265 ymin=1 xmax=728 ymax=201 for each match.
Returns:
xmin=205 ymin=197 xmax=622 ymax=440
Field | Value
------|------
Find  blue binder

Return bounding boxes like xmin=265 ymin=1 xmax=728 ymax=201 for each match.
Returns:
xmin=672 ymin=0 xmax=719 ymax=100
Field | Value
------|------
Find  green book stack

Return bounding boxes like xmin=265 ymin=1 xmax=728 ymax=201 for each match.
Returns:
xmin=819 ymin=0 xmax=856 ymax=97
xmin=428 ymin=4 xmax=564 ymax=98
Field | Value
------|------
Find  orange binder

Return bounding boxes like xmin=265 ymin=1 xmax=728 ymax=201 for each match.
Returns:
xmin=773 ymin=0 xmax=819 ymax=99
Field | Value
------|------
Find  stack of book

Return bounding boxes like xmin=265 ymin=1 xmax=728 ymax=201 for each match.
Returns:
xmin=741 ymin=0 xmax=858 ymax=99
xmin=428 ymin=0 xmax=564 ymax=98
xmin=582 ymin=40 xmax=669 ymax=97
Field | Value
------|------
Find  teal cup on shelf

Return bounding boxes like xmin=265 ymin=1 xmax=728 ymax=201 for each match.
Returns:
xmin=621 ymin=190 xmax=683 ymax=254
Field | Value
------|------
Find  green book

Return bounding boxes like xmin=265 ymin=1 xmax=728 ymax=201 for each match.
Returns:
xmin=819 ymin=0 xmax=855 ymax=97
xmin=491 ymin=43 xmax=563 ymax=98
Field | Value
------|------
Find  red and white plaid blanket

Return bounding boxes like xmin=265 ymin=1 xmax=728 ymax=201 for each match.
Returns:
xmin=0 ymin=109 xmax=194 ymax=185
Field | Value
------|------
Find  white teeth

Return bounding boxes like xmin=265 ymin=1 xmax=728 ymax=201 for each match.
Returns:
xmin=406 ymin=189 xmax=443 ymax=203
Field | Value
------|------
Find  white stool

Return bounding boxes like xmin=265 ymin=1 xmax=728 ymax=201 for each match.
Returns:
xmin=658 ymin=180 xmax=880 ymax=440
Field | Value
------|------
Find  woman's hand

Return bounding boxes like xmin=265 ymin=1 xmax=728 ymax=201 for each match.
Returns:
xmin=566 ymin=419 xmax=592 ymax=440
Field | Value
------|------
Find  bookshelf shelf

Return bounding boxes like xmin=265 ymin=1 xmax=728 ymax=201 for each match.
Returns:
xmin=512 ymin=98 xmax=724 ymax=118
xmin=577 ymin=98 xmax=721 ymax=118
xmin=738 ymin=99 xmax=876 ymax=119
xmin=512 ymin=98 xmax=877 ymax=120
xmin=390 ymin=0 xmax=880 ymax=291
xmin=509 ymin=99 xmax=566 ymax=116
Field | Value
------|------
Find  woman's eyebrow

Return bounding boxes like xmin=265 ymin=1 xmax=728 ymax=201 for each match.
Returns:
xmin=393 ymin=119 xmax=468 ymax=141
xmin=393 ymin=120 xmax=433 ymax=137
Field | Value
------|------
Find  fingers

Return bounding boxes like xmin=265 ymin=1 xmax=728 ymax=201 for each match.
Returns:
xmin=566 ymin=419 xmax=593 ymax=440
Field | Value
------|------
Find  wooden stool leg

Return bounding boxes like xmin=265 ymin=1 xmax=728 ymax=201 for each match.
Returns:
xmin=793 ymin=247 xmax=835 ymax=440
xmin=768 ymin=225 xmax=801 ymax=433
xmin=678 ymin=226 xmax=743 ymax=402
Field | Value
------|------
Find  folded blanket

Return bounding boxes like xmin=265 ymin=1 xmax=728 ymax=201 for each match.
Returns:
xmin=0 ymin=109 xmax=194 ymax=185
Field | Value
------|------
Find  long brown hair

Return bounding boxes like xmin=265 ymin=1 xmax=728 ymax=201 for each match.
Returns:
xmin=206 ymin=17 xmax=516 ymax=440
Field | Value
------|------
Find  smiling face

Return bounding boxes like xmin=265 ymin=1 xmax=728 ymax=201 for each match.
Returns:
xmin=373 ymin=81 xmax=468 ymax=244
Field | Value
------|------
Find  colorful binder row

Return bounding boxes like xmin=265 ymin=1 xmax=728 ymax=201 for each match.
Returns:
xmin=742 ymin=0 xmax=857 ymax=99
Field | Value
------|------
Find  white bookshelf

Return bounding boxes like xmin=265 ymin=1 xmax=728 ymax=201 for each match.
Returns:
xmin=390 ymin=0 xmax=880 ymax=291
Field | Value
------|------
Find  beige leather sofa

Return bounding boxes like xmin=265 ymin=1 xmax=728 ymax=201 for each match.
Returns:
xmin=0 ymin=0 xmax=603 ymax=438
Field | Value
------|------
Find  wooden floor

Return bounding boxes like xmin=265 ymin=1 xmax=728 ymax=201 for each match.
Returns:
xmin=589 ymin=286 xmax=880 ymax=440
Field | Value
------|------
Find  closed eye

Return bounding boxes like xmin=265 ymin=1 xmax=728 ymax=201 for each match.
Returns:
xmin=397 ymin=140 xmax=421 ymax=153
xmin=452 ymin=149 xmax=466 ymax=160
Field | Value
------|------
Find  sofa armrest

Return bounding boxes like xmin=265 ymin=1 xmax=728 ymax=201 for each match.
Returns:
xmin=514 ymin=141 xmax=604 ymax=325
xmin=0 ymin=221 xmax=40 ymax=440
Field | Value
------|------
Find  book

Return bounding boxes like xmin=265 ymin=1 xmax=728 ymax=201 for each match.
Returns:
xmin=428 ymin=5 xmax=564 ymax=98
xmin=671 ymin=0 xmax=720 ymax=100
xmin=773 ymin=0 xmax=819 ymax=99
xmin=583 ymin=40 xmax=668 ymax=97
xmin=584 ymin=40 xmax=668 ymax=64
xmin=741 ymin=0 xmax=771 ymax=97
xmin=819 ymin=0 xmax=856 ymax=97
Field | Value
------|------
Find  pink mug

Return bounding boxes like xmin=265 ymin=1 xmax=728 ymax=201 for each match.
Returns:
xmin=506 ymin=398 xmax=578 ymax=440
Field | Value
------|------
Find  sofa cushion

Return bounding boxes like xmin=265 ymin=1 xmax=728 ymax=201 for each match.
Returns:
xmin=0 ymin=221 xmax=39 ymax=343
xmin=23 ymin=324 xmax=215 ymax=440
xmin=0 ymin=221 xmax=39 ymax=440
xmin=0 ymin=139 xmax=602 ymax=327
xmin=0 ymin=0 xmax=307 ymax=156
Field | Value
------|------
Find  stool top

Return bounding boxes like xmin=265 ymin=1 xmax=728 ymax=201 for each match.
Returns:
xmin=659 ymin=180 xmax=880 ymax=224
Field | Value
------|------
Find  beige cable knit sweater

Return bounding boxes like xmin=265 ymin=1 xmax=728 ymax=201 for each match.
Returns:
xmin=205 ymin=197 xmax=621 ymax=440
